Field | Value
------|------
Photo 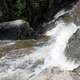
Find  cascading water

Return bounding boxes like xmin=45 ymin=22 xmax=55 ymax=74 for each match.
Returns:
xmin=0 ymin=12 xmax=79 ymax=80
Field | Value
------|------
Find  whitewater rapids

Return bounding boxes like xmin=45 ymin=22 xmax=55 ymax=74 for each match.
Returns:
xmin=0 ymin=20 xmax=79 ymax=80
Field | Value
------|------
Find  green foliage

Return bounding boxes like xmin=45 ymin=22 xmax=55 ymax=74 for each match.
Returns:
xmin=15 ymin=0 xmax=25 ymax=17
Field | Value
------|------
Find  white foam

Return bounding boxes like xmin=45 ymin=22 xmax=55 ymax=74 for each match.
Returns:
xmin=0 ymin=40 xmax=15 ymax=47
xmin=9 ymin=20 xmax=26 ymax=26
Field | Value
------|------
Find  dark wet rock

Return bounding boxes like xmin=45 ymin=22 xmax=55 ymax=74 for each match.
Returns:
xmin=65 ymin=29 xmax=80 ymax=62
xmin=71 ymin=66 xmax=80 ymax=80
xmin=0 ymin=20 xmax=33 ymax=40
xmin=73 ymin=66 xmax=80 ymax=75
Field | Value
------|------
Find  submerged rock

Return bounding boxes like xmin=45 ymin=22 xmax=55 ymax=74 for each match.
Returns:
xmin=65 ymin=29 xmax=80 ymax=62
xmin=0 ymin=20 xmax=33 ymax=40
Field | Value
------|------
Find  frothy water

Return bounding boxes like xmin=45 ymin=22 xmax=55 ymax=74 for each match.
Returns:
xmin=0 ymin=40 xmax=15 ymax=47
xmin=0 ymin=21 xmax=79 ymax=80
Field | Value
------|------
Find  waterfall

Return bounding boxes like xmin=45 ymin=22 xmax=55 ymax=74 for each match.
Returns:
xmin=44 ymin=21 xmax=78 ymax=70
xmin=0 ymin=7 xmax=80 ymax=79
xmin=0 ymin=20 xmax=79 ymax=80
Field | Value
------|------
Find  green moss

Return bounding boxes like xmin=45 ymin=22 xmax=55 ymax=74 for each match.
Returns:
xmin=16 ymin=40 xmax=34 ymax=48
xmin=62 ymin=14 xmax=74 ymax=23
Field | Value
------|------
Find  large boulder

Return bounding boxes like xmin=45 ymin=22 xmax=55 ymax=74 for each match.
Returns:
xmin=65 ymin=29 xmax=80 ymax=62
xmin=0 ymin=20 xmax=33 ymax=40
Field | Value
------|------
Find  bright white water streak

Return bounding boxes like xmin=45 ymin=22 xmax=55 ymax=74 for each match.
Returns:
xmin=0 ymin=21 xmax=79 ymax=80
xmin=0 ymin=40 xmax=15 ymax=47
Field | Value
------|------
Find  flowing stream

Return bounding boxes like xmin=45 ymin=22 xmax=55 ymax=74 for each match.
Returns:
xmin=0 ymin=11 xmax=79 ymax=80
